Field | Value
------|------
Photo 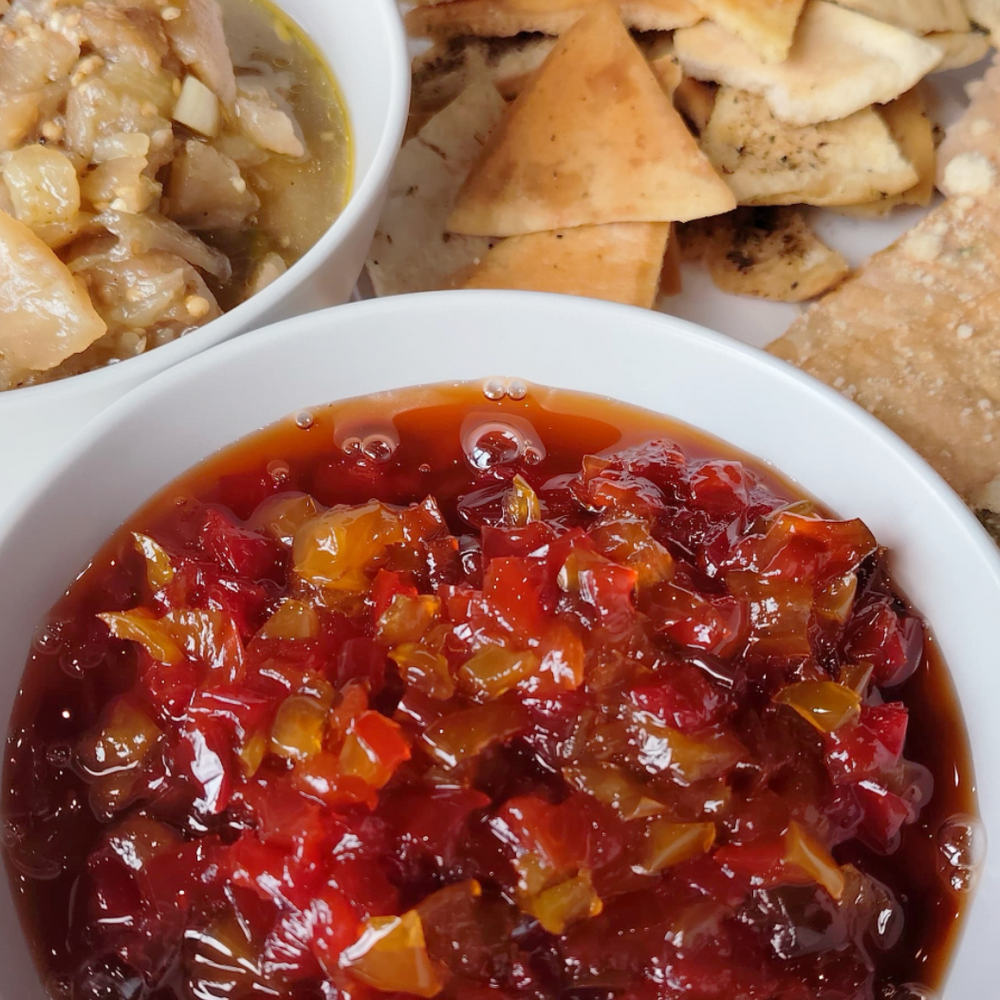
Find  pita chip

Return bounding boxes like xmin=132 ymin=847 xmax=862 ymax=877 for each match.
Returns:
xmin=455 ymin=222 xmax=671 ymax=307
xmin=925 ymin=31 xmax=991 ymax=72
xmin=674 ymin=78 xmax=717 ymax=133
xmin=448 ymin=0 xmax=735 ymax=236
xmin=366 ymin=76 xmax=507 ymax=296
xmin=700 ymin=88 xmax=918 ymax=207
xmin=681 ymin=207 xmax=848 ymax=302
xmin=838 ymin=87 xmax=936 ymax=217
xmin=687 ymin=0 xmax=806 ymax=64
xmin=675 ymin=0 xmax=943 ymax=126
xmin=833 ymin=0 xmax=969 ymax=34
xmin=769 ymin=191 xmax=1000 ymax=500
xmin=966 ymin=0 xmax=1000 ymax=33
xmin=405 ymin=0 xmax=702 ymax=39
xmin=937 ymin=54 xmax=1000 ymax=196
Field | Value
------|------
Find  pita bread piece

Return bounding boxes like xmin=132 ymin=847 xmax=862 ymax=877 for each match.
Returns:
xmin=926 ymin=31 xmax=991 ymax=72
xmin=674 ymin=78 xmax=717 ymax=134
xmin=769 ymin=191 xmax=1000 ymax=500
xmin=681 ymin=207 xmax=848 ymax=301
xmin=448 ymin=0 xmax=735 ymax=236
xmin=700 ymin=88 xmax=917 ymax=206
xmin=366 ymin=76 xmax=507 ymax=296
xmin=456 ymin=222 xmax=671 ymax=307
xmin=675 ymin=0 xmax=943 ymax=126
xmin=937 ymin=54 xmax=1000 ymax=196
xmin=838 ymin=87 xmax=935 ymax=217
xmin=687 ymin=0 xmax=806 ymax=64
xmin=405 ymin=0 xmax=702 ymax=39
xmin=832 ymin=0 xmax=969 ymax=34
xmin=966 ymin=0 xmax=1000 ymax=34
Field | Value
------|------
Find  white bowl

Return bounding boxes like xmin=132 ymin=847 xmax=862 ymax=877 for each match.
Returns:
xmin=1 ymin=291 xmax=998 ymax=997
xmin=0 ymin=0 xmax=409 ymax=510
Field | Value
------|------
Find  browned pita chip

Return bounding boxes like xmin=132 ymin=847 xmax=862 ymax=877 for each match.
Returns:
xmin=687 ymin=0 xmax=806 ymax=63
xmin=938 ymin=55 xmax=1000 ymax=197
xmin=405 ymin=0 xmax=702 ymax=39
xmin=926 ymin=31 xmax=991 ymax=72
xmin=681 ymin=207 xmax=849 ymax=301
xmin=454 ymin=222 xmax=671 ymax=306
xmin=769 ymin=191 xmax=1000 ymax=499
xmin=839 ymin=87 xmax=935 ymax=217
xmin=661 ymin=223 xmax=683 ymax=295
xmin=366 ymin=76 xmax=507 ymax=296
xmin=700 ymin=88 xmax=918 ymax=207
xmin=448 ymin=0 xmax=735 ymax=236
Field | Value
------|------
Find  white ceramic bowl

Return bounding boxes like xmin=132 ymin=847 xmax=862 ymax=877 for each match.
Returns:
xmin=0 ymin=0 xmax=409 ymax=509
xmin=1 ymin=291 xmax=998 ymax=997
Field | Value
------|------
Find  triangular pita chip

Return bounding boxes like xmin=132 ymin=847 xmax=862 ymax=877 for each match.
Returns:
xmin=405 ymin=0 xmax=702 ymax=39
xmin=833 ymin=0 xmax=969 ymax=34
xmin=687 ymin=0 xmax=806 ymax=64
xmin=838 ymin=86 xmax=935 ymax=217
xmin=454 ymin=222 xmax=671 ymax=307
xmin=681 ymin=207 xmax=848 ymax=301
xmin=675 ymin=0 xmax=943 ymax=125
xmin=700 ymin=88 xmax=918 ymax=206
xmin=769 ymin=192 xmax=1000 ymax=500
xmin=937 ymin=54 xmax=1000 ymax=195
xmin=366 ymin=75 xmax=507 ymax=296
xmin=926 ymin=30 xmax=991 ymax=72
xmin=449 ymin=0 xmax=735 ymax=236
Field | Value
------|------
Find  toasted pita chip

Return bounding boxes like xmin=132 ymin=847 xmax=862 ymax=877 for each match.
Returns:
xmin=838 ymin=87 xmax=936 ymax=217
xmin=454 ymin=222 xmax=671 ymax=306
xmin=405 ymin=0 xmax=702 ymax=39
xmin=938 ymin=54 xmax=1000 ymax=195
xmin=675 ymin=0 xmax=942 ymax=126
xmin=700 ymin=88 xmax=918 ymax=207
xmin=649 ymin=50 xmax=683 ymax=96
xmin=449 ymin=1 xmax=735 ymax=236
xmin=681 ymin=207 xmax=849 ymax=301
xmin=661 ymin=223 xmax=683 ymax=295
xmin=769 ymin=192 xmax=1000 ymax=499
xmin=925 ymin=30 xmax=991 ymax=72
xmin=833 ymin=0 xmax=969 ymax=33
xmin=366 ymin=76 xmax=507 ymax=296
xmin=687 ymin=0 xmax=806 ymax=63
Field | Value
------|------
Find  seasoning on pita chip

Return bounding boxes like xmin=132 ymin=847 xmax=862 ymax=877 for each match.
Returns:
xmin=937 ymin=55 xmax=1000 ymax=195
xmin=769 ymin=190 xmax=1000 ymax=500
xmin=832 ymin=0 xmax=969 ymax=34
xmin=681 ymin=207 xmax=849 ymax=301
xmin=411 ymin=36 xmax=556 ymax=117
xmin=405 ymin=0 xmax=702 ymax=39
xmin=839 ymin=87 xmax=936 ymax=217
xmin=366 ymin=76 xmax=507 ymax=296
xmin=448 ymin=0 xmax=736 ymax=236
xmin=675 ymin=0 xmax=943 ymax=126
xmin=925 ymin=30 xmax=991 ymax=73
xmin=687 ymin=0 xmax=806 ymax=64
xmin=454 ymin=222 xmax=671 ymax=307
xmin=700 ymin=88 xmax=918 ymax=207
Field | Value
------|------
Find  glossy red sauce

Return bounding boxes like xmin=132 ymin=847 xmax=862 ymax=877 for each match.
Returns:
xmin=2 ymin=384 xmax=975 ymax=1000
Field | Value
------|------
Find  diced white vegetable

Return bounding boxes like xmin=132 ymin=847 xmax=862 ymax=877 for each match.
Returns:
xmin=246 ymin=251 xmax=286 ymax=298
xmin=235 ymin=81 xmax=305 ymax=157
xmin=173 ymin=74 xmax=220 ymax=137
xmin=167 ymin=140 xmax=258 ymax=229
xmin=0 ymin=208 xmax=106 ymax=371
xmin=92 ymin=132 xmax=152 ymax=163
xmin=1 ymin=145 xmax=81 ymax=227
xmin=82 ymin=156 xmax=161 ymax=214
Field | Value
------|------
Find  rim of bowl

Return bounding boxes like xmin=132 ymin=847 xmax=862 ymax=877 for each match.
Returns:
xmin=0 ymin=0 xmax=410 ymax=410
xmin=7 ymin=289 xmax=1000 ymax=591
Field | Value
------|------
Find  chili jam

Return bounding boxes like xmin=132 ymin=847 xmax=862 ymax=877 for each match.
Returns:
xmin=2 ymin=383 xmax=976 ymax=1000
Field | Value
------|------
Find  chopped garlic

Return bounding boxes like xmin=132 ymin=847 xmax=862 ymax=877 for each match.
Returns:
xmin=173 ymin=76 xmax=220 ymax=138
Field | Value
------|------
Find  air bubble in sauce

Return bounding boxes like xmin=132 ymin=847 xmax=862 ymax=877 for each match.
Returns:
xmin=936 ymin=814 xmax=987 ymax=894
xmin=461 ymin=414 xmax=546 ymax=472
xmin=294 ymin=411 xmax=315 ymax=430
